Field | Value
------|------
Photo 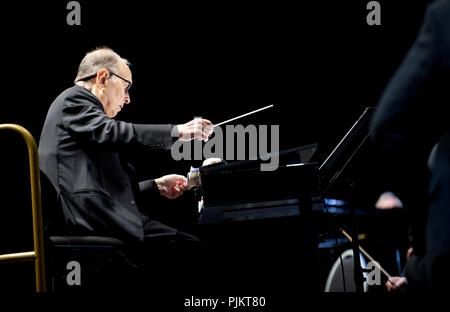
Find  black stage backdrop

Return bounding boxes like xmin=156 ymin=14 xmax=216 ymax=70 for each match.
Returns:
xmin=0 ymin=0 xmax=431 ymax=297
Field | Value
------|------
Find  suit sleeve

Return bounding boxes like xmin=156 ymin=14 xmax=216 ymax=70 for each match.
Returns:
xmin=370 ymin=5 xmax=441 ymax=152
xmin=139 ymin=179 xmax=159 ymax=195
xmin=61 ymin=90 xmax=178 ymax=151
xmin=369 ymin=5 xmax=443 ymax=253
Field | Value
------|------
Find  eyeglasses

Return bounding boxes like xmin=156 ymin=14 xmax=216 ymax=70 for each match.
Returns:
xmin=75 ymin=70 xmax=132 ymax=94
xmin=110 ymin=72 xmax=132 ymax=94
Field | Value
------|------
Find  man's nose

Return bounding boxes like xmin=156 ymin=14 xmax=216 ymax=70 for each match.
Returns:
xmin=124 ymin=93 xmax=131 ymax=105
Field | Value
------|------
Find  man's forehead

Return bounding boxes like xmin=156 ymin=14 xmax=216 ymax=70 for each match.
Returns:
xmin=118 ymin=61 xmax=132 ymax=81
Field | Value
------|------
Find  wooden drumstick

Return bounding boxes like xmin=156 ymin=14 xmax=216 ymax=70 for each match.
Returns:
xmin=340 ymin=228 xmax=397 ymax=285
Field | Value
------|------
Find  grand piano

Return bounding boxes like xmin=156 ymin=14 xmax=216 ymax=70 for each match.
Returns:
xmin=189 ymin=107 xmax=403 ymax=293
xmin=197 ymin=107 xmax=375 ymax=225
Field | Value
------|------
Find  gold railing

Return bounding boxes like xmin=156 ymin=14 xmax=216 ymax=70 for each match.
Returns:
xmin=0 ymin=124 xmax=46 ymax=292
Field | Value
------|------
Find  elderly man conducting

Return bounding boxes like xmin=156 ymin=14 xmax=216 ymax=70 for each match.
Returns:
xmin=38 ymin=47 xmax=213 ymax=266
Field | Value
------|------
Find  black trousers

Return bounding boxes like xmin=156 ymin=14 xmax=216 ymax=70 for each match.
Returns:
xmin=137 ymin=218 xmax=204 ymax=291
xmin=143 ymin=218 xmax=201 ymax=246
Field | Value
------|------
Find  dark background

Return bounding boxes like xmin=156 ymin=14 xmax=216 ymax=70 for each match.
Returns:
xmin=0 ymin=0 xmax=432 ymax=294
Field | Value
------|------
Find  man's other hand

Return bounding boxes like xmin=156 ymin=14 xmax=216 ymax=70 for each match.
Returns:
xmin=155 ymin=174 xmax=187 ymax=199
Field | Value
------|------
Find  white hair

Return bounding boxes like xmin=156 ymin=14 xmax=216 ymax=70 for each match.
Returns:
xmin=74 ymin=47 xmax=130 ymax=84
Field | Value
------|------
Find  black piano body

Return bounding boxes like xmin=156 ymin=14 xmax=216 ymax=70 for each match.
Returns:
xmin=198 ymin=161 xmax=320 ymax=224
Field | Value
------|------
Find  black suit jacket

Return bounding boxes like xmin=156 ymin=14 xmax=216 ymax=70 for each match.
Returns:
xmin=39 ymin=85 xmax=177 ymax=243
xmin=371 ymin=0 xmax=450 ymax=249
xmin=371 ymin=0 xmax=450 ymax=288
xmin=371 ymin=0 xmax=450 ymax=175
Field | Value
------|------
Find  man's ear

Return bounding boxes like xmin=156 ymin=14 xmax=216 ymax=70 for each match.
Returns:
xmin=96 ymin=68 xmax=109 ymax=89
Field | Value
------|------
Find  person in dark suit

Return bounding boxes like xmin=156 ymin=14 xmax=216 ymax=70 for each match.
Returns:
xmin=371 ymin=0 xmax=450 ymax=291
xmin=39 ymin=47 xmax=213 ymax=261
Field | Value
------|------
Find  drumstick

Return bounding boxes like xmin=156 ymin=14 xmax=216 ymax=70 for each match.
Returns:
xmin=340 ymin=229 xmax=397 ymax=285
xmin=213 ymin=104 xmax=274 ymax=128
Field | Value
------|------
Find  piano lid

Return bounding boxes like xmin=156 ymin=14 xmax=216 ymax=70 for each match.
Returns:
xmin=318 ymin=107 xmax=375 ymax=197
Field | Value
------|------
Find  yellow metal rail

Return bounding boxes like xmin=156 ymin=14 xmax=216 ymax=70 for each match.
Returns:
xmin=0 ymin=124 xmax=46 ymax=292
